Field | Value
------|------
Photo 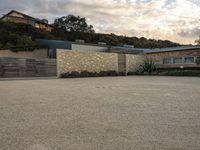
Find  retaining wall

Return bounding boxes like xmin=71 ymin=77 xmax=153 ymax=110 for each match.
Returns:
xmin=0 ymin=49 xmax=48 ymax=59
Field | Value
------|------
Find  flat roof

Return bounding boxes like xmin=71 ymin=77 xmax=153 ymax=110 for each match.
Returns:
xmin=110 ymin=45 xmax=200 ymax=54
xmin=111 ymin=46 xmax=146 ymax=54
xmin=71 ymin=41 xmax=109 ymax=48
xmin=144 ymin=45 xmax=200 ymax=54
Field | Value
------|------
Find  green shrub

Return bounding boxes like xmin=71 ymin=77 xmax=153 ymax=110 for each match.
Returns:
xmin=154 ymin=68 xmax=200 ymax=76
xmin=99 ymin=71 xmax=119 ymax=76
xmin=0 ymin=42 xmax=3 ymax=49
xmin=60 ymin=71 xmax=80 ymax=78
xmin=9 ymin=43 xmax=47 ymax=52
xmin=196 ymin=56 xmax=200 ymax=65
xmin=127 ymin=72 xmax=141 ymax=75
xmin=4 ymin=42 xmax=13 ymax=49
xmin=60 ymin=70 xmax=119 ymax=78
xmin=163 ymin=70 xmax=200 ymax=76
xmin=128 ymin=67 xmax=200 ymax=76
xmin=17 ymin=35 xmax=33 ymax=46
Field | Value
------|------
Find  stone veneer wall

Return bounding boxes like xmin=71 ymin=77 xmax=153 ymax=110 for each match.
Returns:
xmin=57 ymin=50 xmax=118 ymax=76
xmin=126 ymin=54 xmax=145 ymax=73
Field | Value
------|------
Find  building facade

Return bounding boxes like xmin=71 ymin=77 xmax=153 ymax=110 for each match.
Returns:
xmin=145 ymin=46 xmax=200 ymax=68
xmin=35 ymin=39 xmax=110 ymax=59
xmin=108 ymin=45 xmax=200 ymax=68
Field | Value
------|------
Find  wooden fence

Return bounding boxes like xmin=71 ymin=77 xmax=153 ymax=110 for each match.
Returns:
xmin=0 ymin=57 xmax=56 ymax=78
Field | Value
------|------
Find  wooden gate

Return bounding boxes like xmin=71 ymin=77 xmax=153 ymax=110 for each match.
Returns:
xmin=118 ymin=54 xmax=127 ymax=75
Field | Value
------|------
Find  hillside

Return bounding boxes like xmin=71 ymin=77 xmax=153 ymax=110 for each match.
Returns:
xmin=0 ymin=21 xmax=180 ymax=50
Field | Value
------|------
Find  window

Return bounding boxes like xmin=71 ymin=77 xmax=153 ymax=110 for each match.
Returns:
xmin=173 ymin=57 xmax=183 ymax=64
xmin=184 ymin=57 xmax=195 ymax=64
xmin=163 ymin=57 xmax=172 ymax=64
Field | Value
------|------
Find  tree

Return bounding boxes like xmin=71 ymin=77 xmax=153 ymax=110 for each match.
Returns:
xmin=54 ymin=15 xmax=95 ymax=33
xmin=195 ymin=36 xmax=200 ymax=45
xmin=17 ymin=35 xmax=33 ymax=45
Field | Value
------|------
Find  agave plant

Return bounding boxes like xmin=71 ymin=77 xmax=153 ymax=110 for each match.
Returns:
xmin=137 ymin=59 xmax=156 ymax=74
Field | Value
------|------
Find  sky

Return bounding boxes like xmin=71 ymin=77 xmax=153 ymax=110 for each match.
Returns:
xmin=0 ymin=0 xmax=200 ymax=44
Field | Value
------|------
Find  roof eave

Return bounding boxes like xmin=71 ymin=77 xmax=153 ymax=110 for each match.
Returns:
xmin=145 ymin=47 xmax=200 ymax=54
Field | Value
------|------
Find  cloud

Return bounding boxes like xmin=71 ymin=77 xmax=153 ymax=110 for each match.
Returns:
xmin=178 ymin=27 xmax=200 ymax=38
xmin=0 ymin=0 xmax=200 ymax=44
xmin=163 ymin=0 xmax=177 ymax=9
xmin=186 ymin=0 xmax=200 ymax=6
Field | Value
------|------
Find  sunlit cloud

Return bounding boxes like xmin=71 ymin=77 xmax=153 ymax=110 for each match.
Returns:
xmin=0 ymin=0 xmax=199 ymax=44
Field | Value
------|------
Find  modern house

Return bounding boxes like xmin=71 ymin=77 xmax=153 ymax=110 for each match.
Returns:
xmin=107 ymin=45 xmax=200 ymax=68
xmin=35 ymin=39 xmax=109 ymax=58
xmin=145 ymin=46 xmax=200 ymax=68
xmin=0 ymin=10 xmax=53 ymax=32
xmin=36 ymin=39 xmax=200 ymax=68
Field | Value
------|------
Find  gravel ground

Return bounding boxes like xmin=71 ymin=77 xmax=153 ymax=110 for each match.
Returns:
xmin=0 ymin=76 xmax=200 ymax=150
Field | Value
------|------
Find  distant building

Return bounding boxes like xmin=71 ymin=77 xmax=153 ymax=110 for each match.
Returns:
xmin=0 ymin=10 xmax=53 ymax=32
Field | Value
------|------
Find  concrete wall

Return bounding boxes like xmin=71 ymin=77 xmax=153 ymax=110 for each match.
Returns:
xmin=147 ymin=49 xmax=200 ymax=68
xmin=126 ymin=54 xmax=145 ymax=73
xmin=0 ymin=49 xmax=48 ymax=59
xmin=72 ymin=44 xmax=108 ymax=52
xmin=0 ymin=57 xmax=56 ymax=78
xmin=57 ymin=50 xmax=118 ymax=76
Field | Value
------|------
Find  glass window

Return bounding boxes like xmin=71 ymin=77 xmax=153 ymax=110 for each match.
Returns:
xmin=184 ymin=57 xmax=195 ymax=64
xmin=163 ymin=57 xmax=172 ymax=64
xmin=173 ymin=57 xmax=183 ymax=64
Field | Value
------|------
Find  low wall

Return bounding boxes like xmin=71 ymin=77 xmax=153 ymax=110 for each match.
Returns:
xmin=0 ymin=49 xmax=48 ymax=59
xmin=57 ymin=50 xmax=118 ymax=76
xmin=0 ymin=57 xmax=56 ymax=78
xmin=126 ymin=54 xmax=145 ymax=73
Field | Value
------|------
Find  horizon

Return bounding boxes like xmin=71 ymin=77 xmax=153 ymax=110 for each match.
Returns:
xmin=0 ymin=0 xmax=199 ymax=45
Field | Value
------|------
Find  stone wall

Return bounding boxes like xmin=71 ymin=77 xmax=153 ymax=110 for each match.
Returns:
xmin=57 ymin=50 xmax=118 ymax=76
xmin=57 ymin=49 xmax=145 ymax=77
xmin=126 ymin=54 xmax=145 ymax=73
xmin=0 ymin=57 xmax=56 ymax=78
xmin=0 ymin=49 xmax=48 ymax=59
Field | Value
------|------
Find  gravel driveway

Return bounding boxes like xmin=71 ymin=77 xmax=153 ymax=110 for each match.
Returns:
xmin=0 ymin=76 xmax=200 ymax=150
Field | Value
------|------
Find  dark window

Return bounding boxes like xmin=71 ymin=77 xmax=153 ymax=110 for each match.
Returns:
xmin=173 ymin=57 xmax=183 ymax=64
xmin=184 ymin=57 xmax=195 ymax=64
xmin=163 ymin=57 xmax=172 ymax=64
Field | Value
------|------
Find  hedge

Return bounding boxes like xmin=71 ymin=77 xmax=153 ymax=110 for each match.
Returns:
xmin=128 ymin=68 xmax=200 ymax=77
xmin=60 ymin=71 xmax=119 ymax=78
